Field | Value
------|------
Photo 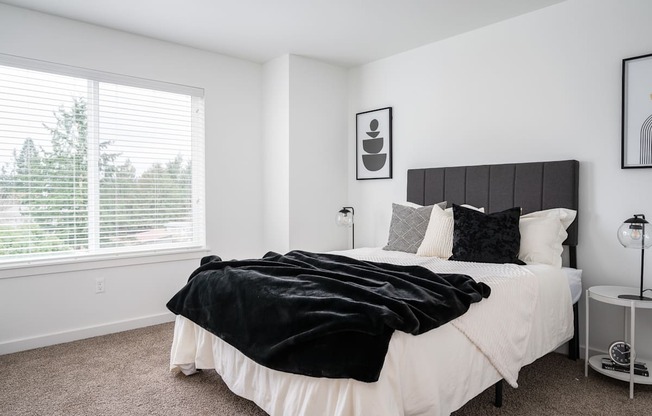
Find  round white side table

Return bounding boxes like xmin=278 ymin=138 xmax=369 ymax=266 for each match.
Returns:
xmin=584 ymin=285 xmax=652 ymax=398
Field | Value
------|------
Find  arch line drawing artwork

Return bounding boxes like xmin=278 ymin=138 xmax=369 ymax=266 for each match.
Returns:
xmin=356 ymin=107 xmax=392 ymax=179
xmin=640 ymin=114 xmax=652 ymax=165
xmin=622 ymin=52 xmax=652 ymax=169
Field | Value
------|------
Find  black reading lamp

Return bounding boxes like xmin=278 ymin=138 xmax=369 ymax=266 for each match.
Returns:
xmin=336 ymin=207 xmax=355 ymax=249
xmin=617 ymin=214 xmax=652 ymax=301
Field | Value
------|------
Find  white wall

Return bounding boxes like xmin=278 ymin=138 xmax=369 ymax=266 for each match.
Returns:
xmin=288 ymin=55 xmax=349 ymax=252
xmin=262 ymin=55 xmax=349 ymax=253
xmin=0 ymin=4 xmax=264 ymax=353
xmin=262 ymin=55 xmax=291 ymax=253
xmin=348 ymin=0 xmax=652 ymax=357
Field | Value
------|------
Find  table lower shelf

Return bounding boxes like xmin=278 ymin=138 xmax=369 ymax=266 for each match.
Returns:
xmin=588 ymin=354 xmax=652 ymax=385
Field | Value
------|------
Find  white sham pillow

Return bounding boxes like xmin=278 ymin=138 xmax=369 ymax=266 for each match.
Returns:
xmin=518 ymin=208 xmax=577 ymax=267
xmin=417 ymin=204 xmax=484 ymax=258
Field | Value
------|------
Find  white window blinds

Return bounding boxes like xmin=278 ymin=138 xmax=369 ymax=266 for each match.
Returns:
xmin=0 ymin=55 xmax=205 ymax=264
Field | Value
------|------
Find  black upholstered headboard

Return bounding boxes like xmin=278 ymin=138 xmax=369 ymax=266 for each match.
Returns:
xmin=406 ymin=160 xmax=579 ymax=248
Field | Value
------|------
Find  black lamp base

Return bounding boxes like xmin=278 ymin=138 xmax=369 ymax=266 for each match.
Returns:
xmin=618 ymin=294 xmax=652 ymax=301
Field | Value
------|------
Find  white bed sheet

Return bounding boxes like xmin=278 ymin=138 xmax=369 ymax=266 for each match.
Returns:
xmin=170 ymin=248 xmax=574 ymax=416
xmin=562 ymin=267 xmax=583 ymax=304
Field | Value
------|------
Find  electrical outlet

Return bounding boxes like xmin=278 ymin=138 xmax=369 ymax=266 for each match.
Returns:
xmin=95 ymin=277 xmax=105 ymax=294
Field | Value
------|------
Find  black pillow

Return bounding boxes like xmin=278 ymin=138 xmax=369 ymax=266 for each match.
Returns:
xmin=449 ymin=204 xmax=525 ymax=265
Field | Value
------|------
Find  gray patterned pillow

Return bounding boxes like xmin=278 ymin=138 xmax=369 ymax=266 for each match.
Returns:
xmin=383 ymin=202 xmax=447 ymax=253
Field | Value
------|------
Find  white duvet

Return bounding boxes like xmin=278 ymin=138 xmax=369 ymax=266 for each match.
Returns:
xmin=170 ymin=248 xmax=574 ymax=416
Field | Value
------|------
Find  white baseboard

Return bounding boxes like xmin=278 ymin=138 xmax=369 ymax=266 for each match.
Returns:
xmin=0 ymin=312 xmax=176 ymax=355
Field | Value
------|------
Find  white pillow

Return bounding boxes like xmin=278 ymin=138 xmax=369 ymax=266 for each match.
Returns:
xmin=518 ymin=208 xmax=577 ymax=267
xmin=417 ymin=204 xmax=484 ymax=258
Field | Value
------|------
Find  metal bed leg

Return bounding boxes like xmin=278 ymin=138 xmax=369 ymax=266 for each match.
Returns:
xmin=568 ymin=302 xmax=580 ymax=360
xmin=494 ymin=379 xmax=503 ymax=407
xmin=567 ymin=246 xmax=580 ymax=361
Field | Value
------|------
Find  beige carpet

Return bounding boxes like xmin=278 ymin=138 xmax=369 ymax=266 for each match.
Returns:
xmin=1 ymin=323 xmax=651 ymax=415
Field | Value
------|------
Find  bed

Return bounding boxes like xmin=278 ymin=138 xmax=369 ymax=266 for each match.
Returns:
xmin=168 ymin=159 xmax=580 ymax=415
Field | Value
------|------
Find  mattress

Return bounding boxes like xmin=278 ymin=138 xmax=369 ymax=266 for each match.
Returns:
xmin=562 ymin=266 xmax=583 ymax=304
xmin=170 ymin=248 xmax=575 ymax=416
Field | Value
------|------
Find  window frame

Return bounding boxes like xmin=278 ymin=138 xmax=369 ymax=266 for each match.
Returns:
xmin=0 ymin=53 xmax=206 ymax=271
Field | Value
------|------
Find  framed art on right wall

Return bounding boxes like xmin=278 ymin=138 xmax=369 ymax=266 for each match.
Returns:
xmin=622 ymin=53 xmax=652 ymax=169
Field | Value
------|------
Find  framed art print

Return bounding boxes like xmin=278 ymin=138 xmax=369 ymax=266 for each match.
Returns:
xmin=356 ymin=107 xmax=392 ymax=180
xmin=622 ymin=53 xmax=652 ymax=169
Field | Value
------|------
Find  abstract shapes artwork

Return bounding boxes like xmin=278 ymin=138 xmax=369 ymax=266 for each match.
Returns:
xmin=622 ymin=53 xmax=652 ymax=169
xmin=356 ymin=107 xmax=392 ymax=179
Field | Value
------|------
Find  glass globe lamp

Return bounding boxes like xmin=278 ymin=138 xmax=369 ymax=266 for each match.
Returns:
xmin=336 ymin=207 xmax=354 ymax=248
xmin=617 ymin=214 xmax=652 ymax=300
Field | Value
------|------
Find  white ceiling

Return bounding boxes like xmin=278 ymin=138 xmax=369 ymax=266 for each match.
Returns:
xmin=1 ymin=0 xmax=565 ymax=67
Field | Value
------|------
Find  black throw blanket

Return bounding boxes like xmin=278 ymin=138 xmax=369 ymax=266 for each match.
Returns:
xmin=166 ymin=250 xmax=490 ymax=382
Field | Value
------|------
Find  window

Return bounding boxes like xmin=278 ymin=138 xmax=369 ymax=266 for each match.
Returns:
xmin=0 ymin=55 xmax=205 ymax=265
